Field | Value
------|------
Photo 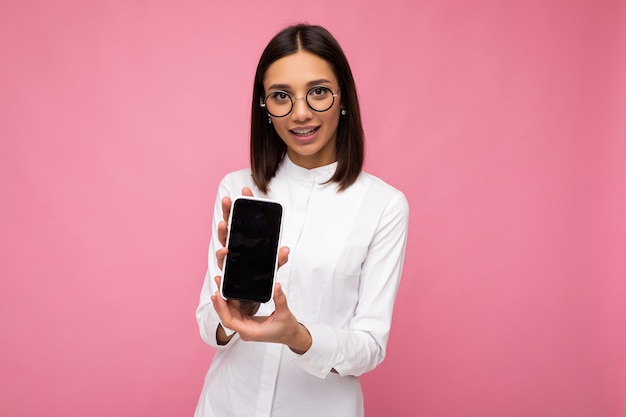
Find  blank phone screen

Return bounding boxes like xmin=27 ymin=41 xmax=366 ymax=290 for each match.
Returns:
xmin=222 ymin=198 xmax=283 ymax=302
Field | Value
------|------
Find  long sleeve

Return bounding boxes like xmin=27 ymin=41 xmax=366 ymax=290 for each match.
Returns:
xmin=196 ymin=180 xmax=228 ymax=348
xmin=292 ymin=189 xmax=410 ymax=377
xmin=195 ymin=172 xmax=255 ymax=348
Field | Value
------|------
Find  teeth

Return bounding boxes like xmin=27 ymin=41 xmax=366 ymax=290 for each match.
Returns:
xmin=292 ymin=127 xmax=317 ymax=136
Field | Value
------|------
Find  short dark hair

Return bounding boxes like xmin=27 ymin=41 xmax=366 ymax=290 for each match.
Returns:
xmin=250 ymin=24 xmax=364 ymax=193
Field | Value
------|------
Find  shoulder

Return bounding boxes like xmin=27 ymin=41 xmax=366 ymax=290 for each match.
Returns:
xmin=220 ymin=168 xmax=252 ymax=184
xmin=357 ymin=171 xmax=409 ymax=215
xmin=217 ymin=168 xmax=259 ymax=196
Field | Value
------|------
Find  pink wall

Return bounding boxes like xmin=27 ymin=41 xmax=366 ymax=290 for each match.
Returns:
xmin=1 ymin=1 xmax=625 ymax=416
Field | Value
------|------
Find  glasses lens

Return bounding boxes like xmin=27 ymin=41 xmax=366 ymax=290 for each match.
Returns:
xmin=265 ymin=91 xmax=292 ymax=117
xmin=306 ymin=86 xmax=335 ymax=112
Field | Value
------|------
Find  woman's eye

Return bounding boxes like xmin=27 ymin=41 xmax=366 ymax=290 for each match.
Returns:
xmin=310 ymin=87 xmax=329 ymax=98
xmin=270 ymin=91 xmax=290 ymax=102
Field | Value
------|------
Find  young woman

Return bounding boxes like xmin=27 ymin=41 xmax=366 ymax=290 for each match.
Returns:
xmin=195 ymin=24 xmax=409 ymax=417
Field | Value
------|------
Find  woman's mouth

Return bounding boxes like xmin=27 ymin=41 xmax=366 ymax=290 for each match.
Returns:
xmin=290 ymin=126 xmax=320 ymax=137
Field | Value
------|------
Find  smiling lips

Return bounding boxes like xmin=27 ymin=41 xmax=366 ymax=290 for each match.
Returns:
xmin=290 ymin=126 xmax=320 ymax=139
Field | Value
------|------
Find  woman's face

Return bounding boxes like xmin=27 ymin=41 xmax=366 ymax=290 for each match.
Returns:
xmin=263 ymin=51 xmax=341 ymax=169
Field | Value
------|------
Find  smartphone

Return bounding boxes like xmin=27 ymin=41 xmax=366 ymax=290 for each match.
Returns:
xmin=220 ymin=196 xmax=284 ymax=303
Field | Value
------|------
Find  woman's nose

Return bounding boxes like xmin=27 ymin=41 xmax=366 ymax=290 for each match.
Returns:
xmin=291 ymin=96 xmax=312 ymax=120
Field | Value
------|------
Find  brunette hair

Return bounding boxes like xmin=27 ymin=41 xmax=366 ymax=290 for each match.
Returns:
xmin=250 ymin=24 xmax=364 ymax=193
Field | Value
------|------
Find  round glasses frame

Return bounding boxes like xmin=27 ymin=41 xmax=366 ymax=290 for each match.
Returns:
xmin=261 ymin=86 xmax=340 ymax=118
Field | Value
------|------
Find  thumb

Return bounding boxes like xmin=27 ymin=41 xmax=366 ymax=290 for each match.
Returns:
xmin=273 ymin=282 xmax=289 ymax=312
xmin=277 ymin=246 xmax=290 ymax=268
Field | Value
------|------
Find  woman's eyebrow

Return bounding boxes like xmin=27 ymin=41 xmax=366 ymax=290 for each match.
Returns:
xmin=267 ymin=83 xmax=291 ymax=91
xmin=266 ymin=79 xmax=334 ymax=91
xmin=306 ymin=78 xmax=333 ymax=87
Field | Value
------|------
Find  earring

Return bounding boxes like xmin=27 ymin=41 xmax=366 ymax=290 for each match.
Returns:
xmin=268 ymin=115 xmax=272 ymax=124
xmin=341 ymin=109 xmax=347 ymax=116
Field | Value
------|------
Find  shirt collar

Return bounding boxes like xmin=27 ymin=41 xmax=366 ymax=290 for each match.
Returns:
xmin=281 ymin=155 xmax=338 ymax=186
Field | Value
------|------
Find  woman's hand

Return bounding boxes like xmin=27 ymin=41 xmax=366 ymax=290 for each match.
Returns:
xmin=212 ymin=277 xmax=312 ymax=354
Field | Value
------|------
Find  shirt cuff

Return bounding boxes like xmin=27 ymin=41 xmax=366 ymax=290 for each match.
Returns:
xmin=291 ymin=322 xmax=338 ymax=378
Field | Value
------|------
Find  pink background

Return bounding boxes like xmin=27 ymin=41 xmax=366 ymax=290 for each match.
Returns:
xmin=1 ymin=1 xmax=625 ymax=416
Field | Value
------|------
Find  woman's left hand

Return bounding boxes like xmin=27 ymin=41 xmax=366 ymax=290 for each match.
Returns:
xmin=211 ymin=277 xmax=312 ymax=354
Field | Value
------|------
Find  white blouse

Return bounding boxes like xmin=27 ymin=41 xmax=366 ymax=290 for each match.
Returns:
xmin=195 ymin=156 xmax=409 ymax=417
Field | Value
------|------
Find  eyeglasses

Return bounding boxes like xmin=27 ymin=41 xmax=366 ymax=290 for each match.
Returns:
xmin=261 ymin=86 xmax=340 ymax=118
